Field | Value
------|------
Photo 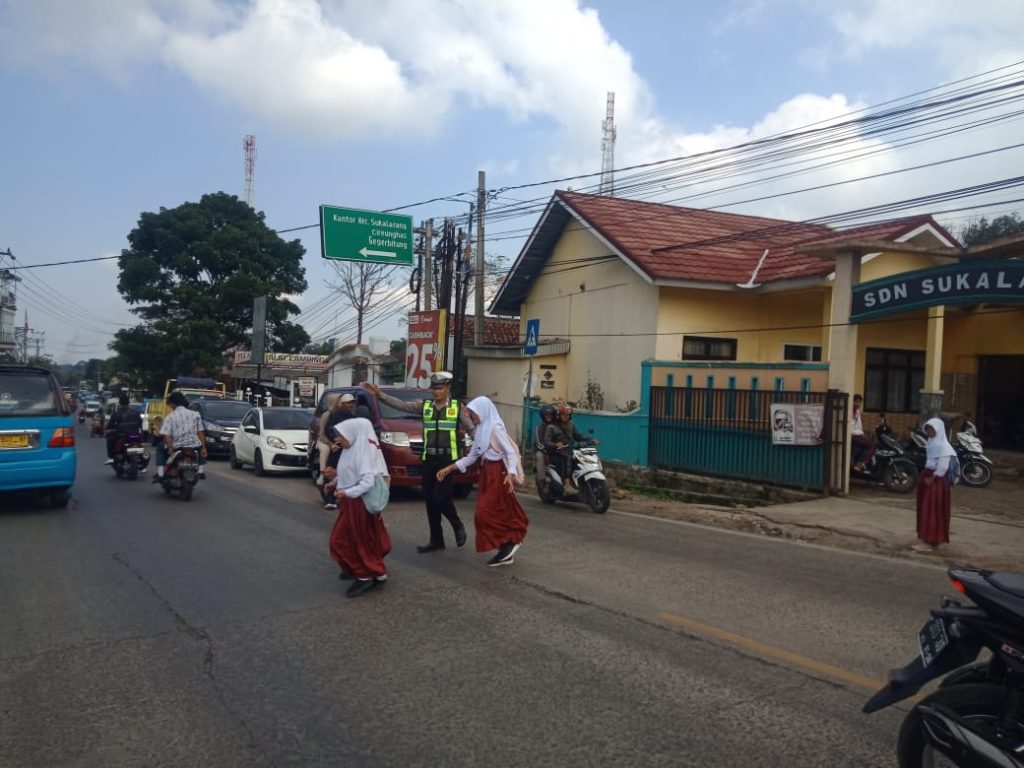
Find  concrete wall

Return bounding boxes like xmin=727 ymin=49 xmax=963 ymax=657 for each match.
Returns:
xmin=464 ymin=354 xmax=528 ymax=443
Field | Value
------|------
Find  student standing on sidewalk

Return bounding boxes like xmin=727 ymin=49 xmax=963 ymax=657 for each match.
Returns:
xmin=362 ymin=372 xmax=473 ymax=553
xmin=914 ymin=417 xmax=956 ymax=552
xmin=329 ymin=418 xmax=392 ymax=597
xmin=437 ymin=397 xmax=528 ymax=567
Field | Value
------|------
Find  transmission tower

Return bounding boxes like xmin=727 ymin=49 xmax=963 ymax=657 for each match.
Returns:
xmin=599 ymin=92 xmax=616 ymax=196
xmin=243 ymin=134 xmax=257 ymax=207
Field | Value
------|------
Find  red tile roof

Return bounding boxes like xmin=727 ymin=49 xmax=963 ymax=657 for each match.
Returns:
xmin=452 ymin=314 xmax=520 ymax=345
xmin=556 ymin=191 xmax=953 ymax=286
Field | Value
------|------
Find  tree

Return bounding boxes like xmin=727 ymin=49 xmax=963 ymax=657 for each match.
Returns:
xmin=328 ymin=262 xmax=394 ymax=344
xmin=380 ymin=338 xmax=406 ymax=384
xmin=959 ymin=213 xmax=1024 ymax=247
xmin=112 ymin=193 xmax=309 ymax=390
xmin=303 ymin=339 xmax=336 ymax=356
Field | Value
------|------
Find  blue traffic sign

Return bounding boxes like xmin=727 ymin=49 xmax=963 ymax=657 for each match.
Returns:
xmin=524 ymin=318 xmax=540 ymax=356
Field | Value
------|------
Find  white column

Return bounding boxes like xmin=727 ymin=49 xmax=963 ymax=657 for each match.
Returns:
xmin=827 ymin=252 xmax=861 ymax=495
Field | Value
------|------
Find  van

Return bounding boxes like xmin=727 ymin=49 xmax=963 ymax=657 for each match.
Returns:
xmin=0 ymin=365 xmax=76 ymax=507
xmin=311 ymin=386 xmax=476 ymax=494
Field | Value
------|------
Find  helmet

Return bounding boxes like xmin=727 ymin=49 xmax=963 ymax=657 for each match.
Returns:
xmin=540 ymin=404 xmax=557 ymax=421
xmin=557 ymin=404 xmax=573 ymax=419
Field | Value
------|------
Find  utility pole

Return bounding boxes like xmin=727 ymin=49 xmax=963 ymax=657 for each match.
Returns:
xmin=423 ymin=218 xmax=433 ymax=311
xmin=475 ymin=171 xmax=485 ymax=347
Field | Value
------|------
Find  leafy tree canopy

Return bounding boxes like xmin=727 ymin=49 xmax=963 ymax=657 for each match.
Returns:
xmin=959 ymin=212 xmax=1024 ymax=247
xmin=112 ymin=193 xmax=309 ymax=390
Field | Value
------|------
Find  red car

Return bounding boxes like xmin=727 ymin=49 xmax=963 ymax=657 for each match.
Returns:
xmin=309 ymin=386 xmax=476 ymax=494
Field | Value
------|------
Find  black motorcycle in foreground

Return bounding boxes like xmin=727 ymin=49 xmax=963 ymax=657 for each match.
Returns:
xmin=851 ymin=414 xmax=919 ymax=493
xmin=158 ymin=447 xmax=200 ymax=501
xmin=863 ymin=566 xmax=1024 ymax=767
xmin=109 ymin=433 xmax=149 ymax=480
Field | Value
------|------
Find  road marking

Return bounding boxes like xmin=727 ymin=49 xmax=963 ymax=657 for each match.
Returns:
xmin=657 ymin=611 xmax=888 ymax=693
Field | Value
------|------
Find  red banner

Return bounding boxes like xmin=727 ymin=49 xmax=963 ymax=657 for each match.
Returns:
xmin=405 ymin=310 xmax=447 ymax=387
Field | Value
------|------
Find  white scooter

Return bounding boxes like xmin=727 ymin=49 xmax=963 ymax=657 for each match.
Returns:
xmin=537 ymin=440 xmax=610 ymax=514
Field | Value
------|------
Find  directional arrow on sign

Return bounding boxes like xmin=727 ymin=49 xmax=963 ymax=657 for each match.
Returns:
xmin=359 ymin=247 xmax=397 ymax=259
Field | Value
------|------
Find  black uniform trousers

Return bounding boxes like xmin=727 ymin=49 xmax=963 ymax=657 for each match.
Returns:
xmin=421 ymin=453 xmax=464 ymax=546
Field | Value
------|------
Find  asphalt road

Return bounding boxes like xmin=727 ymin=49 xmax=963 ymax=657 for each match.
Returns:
xmin=0 ymin=423 xmax=956 ymax=767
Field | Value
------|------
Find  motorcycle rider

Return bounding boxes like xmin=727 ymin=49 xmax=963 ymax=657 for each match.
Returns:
xmin=534 ymin=404 xmax=557 ymax=488
xmin=153 ymin=391 xmax=206 ymax=480
xmin=104 ymin=393 xmax=143 ymax=465
xmin=543 ymin=404 xmax=594 ymax=492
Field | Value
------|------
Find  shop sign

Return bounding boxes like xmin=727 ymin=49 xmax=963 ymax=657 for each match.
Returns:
xmin=233 ymin=351 xmax=329 ymax=370
xmin=851 ymin=259 xmax=1024 ymax=321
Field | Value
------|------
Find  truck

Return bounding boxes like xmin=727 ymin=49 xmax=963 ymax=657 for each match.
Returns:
xmin=145 ymin=376 xmax=227 ymax=436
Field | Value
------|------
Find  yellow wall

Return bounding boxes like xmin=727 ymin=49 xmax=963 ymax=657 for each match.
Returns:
xmin=655 ymin=287 xmax=828 ymax=363
xmin=941 ymin=307 xmax=1024 ymax=373
xmin=464 ymin=355 xmax=528 ymax=442
xmin=519 ymin=219 xmax=659 ymax=410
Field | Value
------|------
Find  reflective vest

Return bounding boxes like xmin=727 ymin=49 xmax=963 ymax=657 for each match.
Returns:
xmin=422 ymin=398 xmax=460 ymax=459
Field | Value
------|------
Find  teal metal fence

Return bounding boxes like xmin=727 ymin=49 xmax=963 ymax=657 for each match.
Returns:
xmin=648 ymin=386 xmax=847 ymax=492
xmin=523 ymin=405 xmax=647 ymax=465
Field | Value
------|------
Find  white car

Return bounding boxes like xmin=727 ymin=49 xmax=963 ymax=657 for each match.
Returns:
xmin=229 ymin=406 xmax=312 ymax=475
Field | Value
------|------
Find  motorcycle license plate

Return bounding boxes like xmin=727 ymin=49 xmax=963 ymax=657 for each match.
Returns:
xmin=918 ymin=616 xmax=949 ymax=668
xmin=126 ymin=447 xmax=145 ymax=454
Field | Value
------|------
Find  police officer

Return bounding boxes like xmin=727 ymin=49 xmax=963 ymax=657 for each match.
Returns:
xmin=362 ymin=372 xmax=472 ymax=552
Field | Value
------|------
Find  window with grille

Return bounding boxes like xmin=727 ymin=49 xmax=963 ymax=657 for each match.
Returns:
xmin=783 ymin=343 xmax=822 ymax=362
xmin=864 ymin=348 xmax=925 ymax=413
xmin=682 ymin=336 xmax=737 ymax=361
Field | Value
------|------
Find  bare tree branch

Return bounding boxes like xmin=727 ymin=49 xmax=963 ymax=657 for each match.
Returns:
xmin=328 ymin=262 xmax=395 ymax=344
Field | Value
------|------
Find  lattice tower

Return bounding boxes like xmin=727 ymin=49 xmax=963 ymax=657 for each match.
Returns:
xmin=243 ymin=135 xmax=257 ymax=206
xmin=599 ymin=92 xmax=616 ymax=196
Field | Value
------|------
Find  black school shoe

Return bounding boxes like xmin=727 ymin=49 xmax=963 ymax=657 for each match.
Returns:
xmin=454 ymin=525 xmax=467 ymax=548
xmin=345 ymin=579 xmax=378 ymax=598
xmin=487 ymin=541 xmax=520 ymax=567
xmin=416 ymin=542 xmax=445 ymax=553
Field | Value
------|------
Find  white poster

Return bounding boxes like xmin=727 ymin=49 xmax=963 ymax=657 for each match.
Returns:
xmin=771 ymin=403 xmax=824 ymax=446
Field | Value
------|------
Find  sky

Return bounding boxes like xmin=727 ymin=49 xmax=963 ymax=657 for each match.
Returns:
xmin=2 ymin=0 xmax=1023 ymax=364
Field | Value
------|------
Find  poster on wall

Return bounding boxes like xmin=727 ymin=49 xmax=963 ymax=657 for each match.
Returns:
xmin=405 ymin=309 xmax=447 ymax=388
xmin=771 ymin=403 xmax=824 ymax=445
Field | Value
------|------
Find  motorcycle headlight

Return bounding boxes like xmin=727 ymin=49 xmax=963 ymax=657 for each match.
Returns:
xmin=266 ymin=435 xmax=288 ymax=450
xmin=380 ymin=431 xmax=410 ymax=447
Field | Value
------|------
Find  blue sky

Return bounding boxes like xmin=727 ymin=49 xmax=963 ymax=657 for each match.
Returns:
xmin=1 ymin=0 xmax=1022 ymax=363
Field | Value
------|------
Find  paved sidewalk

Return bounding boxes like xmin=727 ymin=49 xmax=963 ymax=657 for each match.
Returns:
xmin=612 ymin=477 xmax=1024 ymax=572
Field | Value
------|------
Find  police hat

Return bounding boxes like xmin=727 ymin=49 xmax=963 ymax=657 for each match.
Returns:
xmin=429 ymin=371 xmax=454 ymax=388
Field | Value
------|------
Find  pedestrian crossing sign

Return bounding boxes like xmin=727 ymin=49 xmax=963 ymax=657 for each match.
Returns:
xmin=524 ymin=319 xmax=539 ymax=356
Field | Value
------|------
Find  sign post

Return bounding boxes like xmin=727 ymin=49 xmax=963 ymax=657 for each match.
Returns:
xmin=320 ymin=205 xmax=414 ymax=265
xmin=522 ymin=319 xmax=539 ymax=451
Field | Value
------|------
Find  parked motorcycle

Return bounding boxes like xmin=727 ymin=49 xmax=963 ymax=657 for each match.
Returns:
xmin=110 ymin=433 xmax=150 ymax=481
xmin=863 ymin=566 xmax=1024 ymax=767
xmin=851 ymin=414 xmax=918 ymax=493
xmin=907 ymin=419 xmax=994 ymax=488
xmin=536 ymin=439 xmax=610 ymax=514
xmin=158 ymin=447 xmax=200 ymax=501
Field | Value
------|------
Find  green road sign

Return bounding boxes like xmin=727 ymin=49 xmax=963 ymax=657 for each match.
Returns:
xmin=319 ymin=205 xmax=414 ymax=266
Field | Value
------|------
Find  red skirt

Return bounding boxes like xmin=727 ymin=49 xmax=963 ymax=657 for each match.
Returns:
xmin=329 ymin=496 xmax=392 ymax=579
xmin=916 ymin=469 xmax=951 ymax=545
xmin=474 ymin=460 xmax=529 ymax=553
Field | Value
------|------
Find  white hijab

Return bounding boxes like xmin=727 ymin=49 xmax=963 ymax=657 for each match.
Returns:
xmin=466 ymin=396 xmax=504 ymax=450
xmin=924 ymin=417 xmax=956 ymax=461
xmin=336 ymin=417 xmax=388 ymax=488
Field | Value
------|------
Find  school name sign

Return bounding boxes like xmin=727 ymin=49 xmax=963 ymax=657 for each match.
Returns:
xmin=851 ymin=259 xmax=1024 ymax=321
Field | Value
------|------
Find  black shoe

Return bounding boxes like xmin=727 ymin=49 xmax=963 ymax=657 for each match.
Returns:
xmin=338 ymin=571 xmax=354 ymax=581
xmin=487 ymin=541 xmax=519 ymax=567
xmin=198 ymin=474 xmax=206 ymax=480
xmin=416 ymin=543 xmax=446 ymax=554
xmin=345 ymin=579 xmax=378 ymax=598
xmin=454 ymin=525 xmax=467 ymax=548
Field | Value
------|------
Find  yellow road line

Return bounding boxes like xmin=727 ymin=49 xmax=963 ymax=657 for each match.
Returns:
xmin=657 ymin=611 xmax=888 ymax=693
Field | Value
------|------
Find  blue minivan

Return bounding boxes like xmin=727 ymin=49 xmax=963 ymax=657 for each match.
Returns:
xmin=0 ymin=365 xmax=76 ymax=507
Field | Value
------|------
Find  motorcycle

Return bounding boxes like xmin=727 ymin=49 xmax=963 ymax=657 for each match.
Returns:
xmin=90 ymin=415 xmax=104 ymax=438
xmin=158 ymin=447 xmax=200 ymax=501
xmin=851 ymin=414 xmax=919 ymax=493
xmin=78 ymin=411 xmax=86 ymax=424
xmin=537 ymin=439 xmax=611 ymax=514
xmin=863 ymin=566 xmax=1024 ymax=767
xmin=907 ymin=420 xmax=994 ymax=488
xmin=110 ymin=433 xmax=150 ymax=481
